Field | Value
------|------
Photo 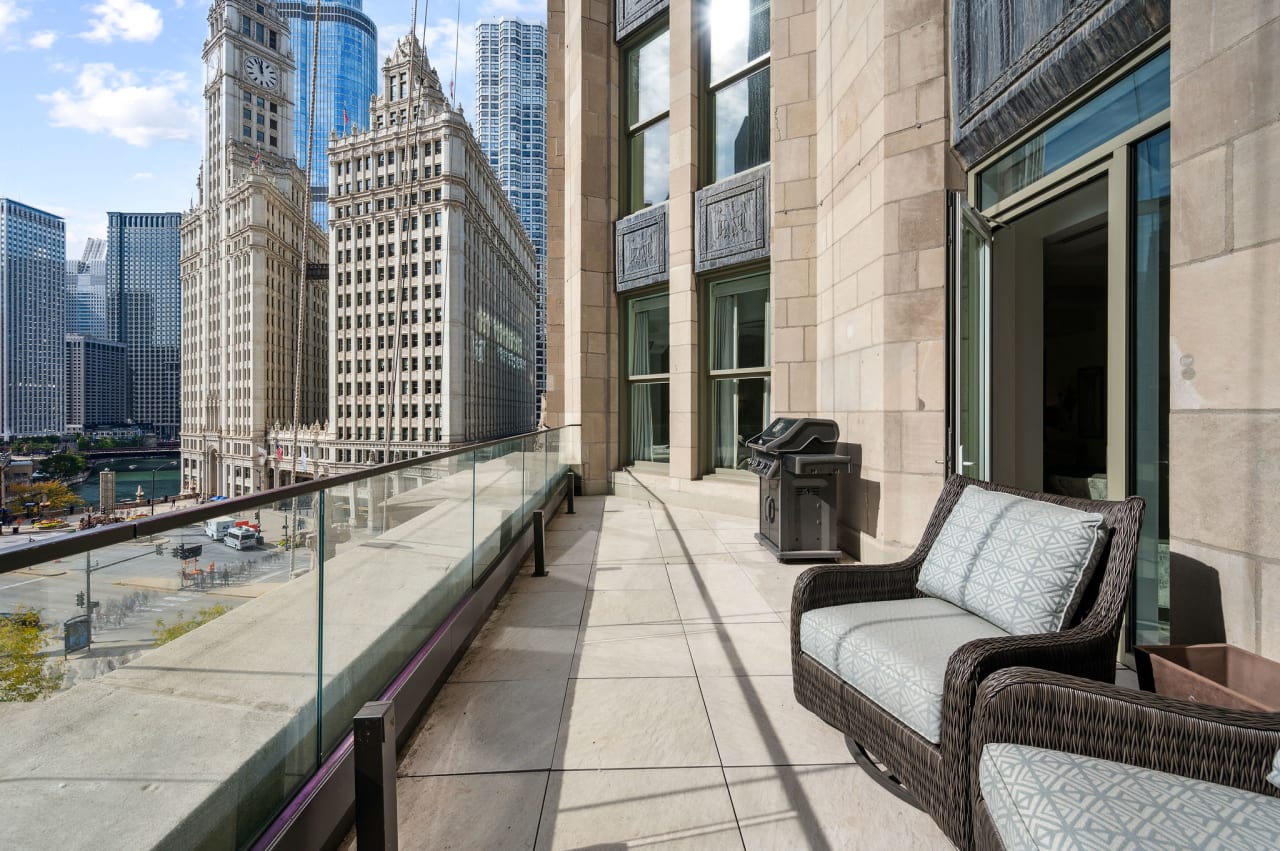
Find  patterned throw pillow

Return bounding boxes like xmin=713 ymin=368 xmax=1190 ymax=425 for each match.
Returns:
xmin=917 ymin=485 xmax=1106 ymax=635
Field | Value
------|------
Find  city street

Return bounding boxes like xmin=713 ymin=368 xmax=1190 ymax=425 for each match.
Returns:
xmin=0 ymin=506 xmax=317 ymax=673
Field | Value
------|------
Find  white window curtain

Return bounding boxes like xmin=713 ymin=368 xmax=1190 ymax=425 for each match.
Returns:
xmin=713 ymin=294 xmax=737 ymax=468
xmin=630 ymin=309 xmax=654 ymax=461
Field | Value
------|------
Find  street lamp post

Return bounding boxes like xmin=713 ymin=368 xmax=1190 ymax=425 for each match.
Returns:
xmin=149 ymin=461 xmax=177 ymax=515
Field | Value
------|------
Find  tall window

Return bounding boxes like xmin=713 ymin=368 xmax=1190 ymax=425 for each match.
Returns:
xmin=706 ymin=0 xmax=770 ymax=181
xmin=625 ymin=29 xmax=670 ymax=213
xmin=709 ymin=275 xmax=769 ymax=469
xmin=628 ymin=293 xmax=670 ymax=463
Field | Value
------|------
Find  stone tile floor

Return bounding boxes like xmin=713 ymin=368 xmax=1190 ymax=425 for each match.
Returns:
xmin=386 ymin=494 xmax=954 ymax=850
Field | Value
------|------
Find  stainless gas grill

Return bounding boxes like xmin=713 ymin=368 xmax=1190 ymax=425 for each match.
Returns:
xmin=746 ymin=417 xmax=850 ymax=562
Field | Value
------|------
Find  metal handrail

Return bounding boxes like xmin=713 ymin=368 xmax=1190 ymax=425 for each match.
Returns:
xmin=0 ymin=425 xmax=575 ymax=576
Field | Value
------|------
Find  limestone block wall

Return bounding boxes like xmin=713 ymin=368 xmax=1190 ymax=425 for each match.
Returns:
xmin=547 ymin=0 xmax=621 ymax=493
xmin=770 ymin=0 xmax=820 ymax=418
xmin=1169 ymin=0 xmax=1280 ymax=656
xmin=811 ymin=0 xmax=953 ymax=561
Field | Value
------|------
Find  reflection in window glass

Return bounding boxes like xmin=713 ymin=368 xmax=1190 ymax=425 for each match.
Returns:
xmin=707 ymin=0 xmax=770 ymax=83
xmin=712 ymin=65 xmax=770 ymax=180
xmin=629 ymin=119 xmax=670 ymax=209
xmin=978 ymin=50 xmax=1169 ymax=207
xmin=627 ymin=31 xmax=670 ymax=126
xmin=713 ymin=377 xmax=769 ymax=469
xmin=629 ymin=293 xmax=670 ymax=376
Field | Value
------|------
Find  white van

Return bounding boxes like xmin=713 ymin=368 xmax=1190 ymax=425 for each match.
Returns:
xmin=205 ymin=517 xmax=234 ymax=540
xmin=224 ymin=526 xmax=258 ymax=550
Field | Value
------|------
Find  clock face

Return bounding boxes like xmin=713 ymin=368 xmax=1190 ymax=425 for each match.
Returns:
xmin=243 ymin=55 xmax=278 ymax=90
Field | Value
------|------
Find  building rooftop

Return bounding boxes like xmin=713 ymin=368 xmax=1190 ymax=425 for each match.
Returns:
xmin=368 ymin=493 xmax=952 ymax=849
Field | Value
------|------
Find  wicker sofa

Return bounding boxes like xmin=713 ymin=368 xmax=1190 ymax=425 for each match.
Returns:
xmin=971 ymin=667 xmax=1280 ymax=849
xmin=790 ymin=475 xmax=1144 ymax=849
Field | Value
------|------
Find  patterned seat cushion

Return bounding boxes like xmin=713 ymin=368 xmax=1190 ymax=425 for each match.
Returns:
xmin=799 ymin=597 xmax=1009 ymax=743
xmin=981 ymin=743 xmax=1280 ymax=850
xmin=916 ymin=485 xmax=1107 ymax=635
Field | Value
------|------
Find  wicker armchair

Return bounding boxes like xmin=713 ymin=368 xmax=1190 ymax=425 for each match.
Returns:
xmin=790 ymin=475 xmax=1144 ymax=850
xmin=971 ymin=667 xmax=1280 ymax=849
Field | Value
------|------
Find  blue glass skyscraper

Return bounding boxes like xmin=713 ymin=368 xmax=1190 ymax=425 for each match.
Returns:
xmin=476 ymin=19 xmax=547 ymax=420
xmin=279 ymin=0 xmax=377 ymax=227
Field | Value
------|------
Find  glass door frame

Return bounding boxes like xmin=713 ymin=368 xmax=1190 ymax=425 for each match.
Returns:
xmin=960 ymin=42 xmax=1172 ymax=652
xmin=947 ymin=193 xmax=993 ymax=480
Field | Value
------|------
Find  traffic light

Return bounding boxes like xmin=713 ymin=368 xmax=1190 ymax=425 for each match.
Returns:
xmin=75 ymin=591 xmax=85 ymax=608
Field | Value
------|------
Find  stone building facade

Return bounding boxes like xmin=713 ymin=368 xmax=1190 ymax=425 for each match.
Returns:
xmin=180 ymin=0 xmax=328 ymax=497
xmin=547 ymin=0 xmax=1279 ymax=656
xmin=268 ymin=33 xmax=537 ymax=479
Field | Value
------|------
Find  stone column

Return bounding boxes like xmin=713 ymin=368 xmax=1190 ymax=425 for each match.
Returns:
xmin=547 ymin=0 xmax=621 ymax=493
xmin=1168 ymin=1 xmax=1280 ymax=655
xmin=667 ymin=0 xmax=700 ymax=480
xmin=813 ymin=0 xmax=953 ymax=561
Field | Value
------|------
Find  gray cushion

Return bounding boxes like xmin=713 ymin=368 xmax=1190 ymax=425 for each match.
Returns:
xmin=981 ymin=743 xmax=1280 ymax=850
xmin=916 ymin=485 xmax=1106 ymax=635
xmin=799 ymin=597 xmax=1009 ymax=743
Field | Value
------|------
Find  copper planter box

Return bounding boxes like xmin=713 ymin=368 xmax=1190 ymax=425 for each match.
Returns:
xmin=1136 ymin=643 xmax=1280 ymax=712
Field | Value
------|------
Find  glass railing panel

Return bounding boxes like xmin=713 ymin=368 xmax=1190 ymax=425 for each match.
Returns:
xmin=0 ymin=426 xmax=574 ymax=850
xmin=471 ymin=437 xmax=528 ymax=584
xmin=0 ymin=509 xmax=321 ymax=849
xmin=316 ymin=452 xmax=475 ymax=755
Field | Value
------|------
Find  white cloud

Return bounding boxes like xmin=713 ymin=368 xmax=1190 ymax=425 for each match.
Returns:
xmin=44 ymin=205 xmax=106 ymax=261
xmin=81 ymin=0 xmax=162 ymax=43
xmin=131 ymin=171 xmax=155 ymax=180
xmin=40 ymin=63 xmax=200 ymax=146
xmin=28 ymin=29 xmax=55 ymax=48
xmin=0 ymin=0 xmax=28 ymax=37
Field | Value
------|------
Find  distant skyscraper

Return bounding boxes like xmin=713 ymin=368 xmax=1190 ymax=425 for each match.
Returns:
xmin=0 ymin=199 xmax=65 ymax=440
xmin=66 ymin=237 xmax=109 ymax=339
xmin=279 ymin=0 xmax=377 ymax=227
xmin=475 ymin=19 xmax=546 ymax=427
xmin=107 ymin=212 xmax=182 ymax=439
xmin=182 ymin=0 xmax=327 ymax=497
xmin=301 ymin=32 xmax=535 ymax=472
xmin=65 ymin=333 xmax=126 ymax=431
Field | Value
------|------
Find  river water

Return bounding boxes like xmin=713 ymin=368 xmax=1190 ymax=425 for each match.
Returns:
xmin=72 ymin=457 xmax=182 ymax=508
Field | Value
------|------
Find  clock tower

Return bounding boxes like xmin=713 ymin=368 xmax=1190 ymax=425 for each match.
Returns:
xmin=180 ymin=0 xmax=329 ymax=498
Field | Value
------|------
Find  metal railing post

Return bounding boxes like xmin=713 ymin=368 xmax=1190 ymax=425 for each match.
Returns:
xmin=354 ymin=701 xmax=397 ymax=850
xmin=566 ymin=470 xmax=576 ymax=515
xmin=532 ymin=509 xmax=547 ymax=577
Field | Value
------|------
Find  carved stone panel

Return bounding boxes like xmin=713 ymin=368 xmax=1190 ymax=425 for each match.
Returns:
xmin=616 ymin=0 xmax=668 ymax=42
xmin=952 ymin=0 xmax=1169 ymax=166
xmin=615 ymin=203 xmax=669 ymax=292
xmin=695 ymin=164 xmax=770 ymax=274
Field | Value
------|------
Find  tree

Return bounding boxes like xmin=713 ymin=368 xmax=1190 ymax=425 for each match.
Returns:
xmin=76 ymin=434 xmax=90 ymax=451
xmin=0 ymin=609 xmax=65 ymax=701
xmin=40 ymin=453 xmax=86 ymax=480
xmin=152 ymin=605 xmax=230 ymax=646
xmin=5 ymin=481 xmax=82 ymax=515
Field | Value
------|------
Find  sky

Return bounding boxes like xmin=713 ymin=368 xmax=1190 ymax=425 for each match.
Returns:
xmin=0 ymin=0 xmax=545 ymax=255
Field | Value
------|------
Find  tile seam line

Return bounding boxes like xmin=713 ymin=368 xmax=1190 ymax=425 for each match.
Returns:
xmin=533 ymin=498 xmax=606 ymax=845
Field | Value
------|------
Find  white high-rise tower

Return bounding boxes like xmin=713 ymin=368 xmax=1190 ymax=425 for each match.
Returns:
xmin=179 ymin=0 xmax=328 ymax=497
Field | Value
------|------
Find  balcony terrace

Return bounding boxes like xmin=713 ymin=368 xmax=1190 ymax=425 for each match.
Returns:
xmin=364 ymin=491 xmax=951 ymax=849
